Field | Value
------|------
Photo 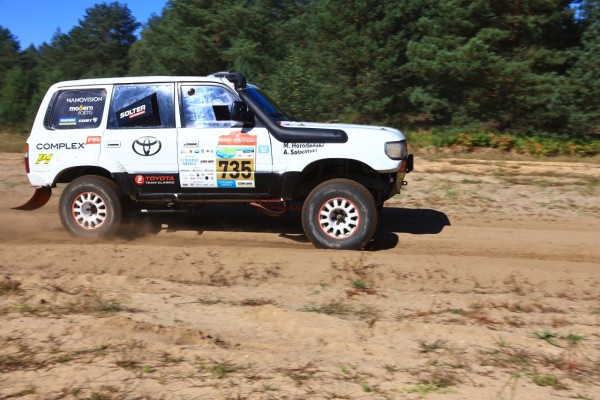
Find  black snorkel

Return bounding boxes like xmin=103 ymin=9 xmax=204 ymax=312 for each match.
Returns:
xmin=214 ymin=71 xmax=348 ymax=144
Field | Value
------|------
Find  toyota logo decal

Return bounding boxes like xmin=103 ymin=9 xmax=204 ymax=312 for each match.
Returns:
xmin=132 ymin=136 xmax=162 ymax=156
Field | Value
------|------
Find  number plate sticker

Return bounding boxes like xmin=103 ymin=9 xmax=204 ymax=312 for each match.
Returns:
xmin=216 ymin=132 xmax=256 ymax=188
xmin=216 ymin=151 xmax=255 ymax=187
xmin=178 ymin=131 xmax=257 ymax=188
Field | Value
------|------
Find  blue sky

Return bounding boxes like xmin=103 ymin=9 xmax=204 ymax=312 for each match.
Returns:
xmin=0 ymin=0 xmax=169 ymax=49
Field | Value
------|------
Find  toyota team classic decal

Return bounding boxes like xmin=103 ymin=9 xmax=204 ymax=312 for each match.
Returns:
xmin=134 ymin=174 xmax=175 ymax=185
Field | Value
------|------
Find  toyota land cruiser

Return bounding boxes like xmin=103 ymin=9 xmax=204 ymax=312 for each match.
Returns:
xmin=16 ymin=72 xmax=413 ymax=250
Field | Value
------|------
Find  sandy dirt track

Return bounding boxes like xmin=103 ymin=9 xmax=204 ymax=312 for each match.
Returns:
xmin=0 ymin=151 xmax=599 ymax=399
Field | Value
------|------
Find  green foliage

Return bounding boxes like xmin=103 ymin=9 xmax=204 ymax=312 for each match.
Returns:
xmin=0 ymin=26 xmax=29 ymax=128
xmin=66 ymin=2 xmax=140 ymax=78
xmin=0 ymin=67 xmax=29 ymax=126
xmin=0 ymin=277 xmax=22 ymax=296
xmin=266 ymin=0 xmax=418 ymax=124
xmin=301 ymin=301 xmax=352 ymax=316
xmin=407 ymin=130 xmax=600 ymax=157
xmin=405 ymin=383 xmax=457 ymax=395
xmin=0 ymin=3 xmax=140 ymax=129
xmin=0 ymin=26 xmax=20 ymax=88
xmin=129 ymin=0 xmax=292 ymax=77
xmin=530 ymin=372 xmax=568 ymax=389
xmin=350 ymin=278 xmax=369 ymax=290
xmin=563 ymin=0 xmax=600 ymax=134
xmin=264 ymin=51 xmax=322 ymax=121
xmin=1 ymin=0 xmax=600 ymax=140
xmin=402 ymin=0 xmax=579 ymax=133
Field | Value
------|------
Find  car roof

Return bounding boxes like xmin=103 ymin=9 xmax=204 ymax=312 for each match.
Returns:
xmin=53 ymin=76 xmax=230 ymax=88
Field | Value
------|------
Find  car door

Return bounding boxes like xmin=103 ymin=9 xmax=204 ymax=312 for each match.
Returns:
xmin=177 ymin=83 xmax=272 ymax=194
xmin=101 ymin=82 xmax=178 ymax=193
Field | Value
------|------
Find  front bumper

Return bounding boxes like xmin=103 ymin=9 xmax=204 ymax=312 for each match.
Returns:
xmin=389 ymin=154 xmax=414 ymax=197
xmin=403 ymin=154 xmax=414 ymax=173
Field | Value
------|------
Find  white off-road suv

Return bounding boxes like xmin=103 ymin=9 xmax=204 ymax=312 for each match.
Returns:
xmin=17 ymin=72 xmax=413 ymax=250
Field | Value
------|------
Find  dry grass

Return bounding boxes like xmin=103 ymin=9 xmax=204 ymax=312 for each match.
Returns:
xmin=1 ymin=281 xmax=599 ymax=399
xmin=1 ymin=200 xmax=599 ymax=399
xmin=0 ymin=131 xmax=27 ymax=153
xmin=0 ymin=277 xmax=22 ymax=296
xmin=1 ymin=289 xmax=132 ymax=317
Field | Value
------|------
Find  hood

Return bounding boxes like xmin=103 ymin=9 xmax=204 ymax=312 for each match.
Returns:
xmin=280 ymin=121 xmax=406 ymax=141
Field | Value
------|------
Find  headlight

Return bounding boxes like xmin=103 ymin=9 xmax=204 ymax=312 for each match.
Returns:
xmin=385 ymin=140 xmax=408 ymax=160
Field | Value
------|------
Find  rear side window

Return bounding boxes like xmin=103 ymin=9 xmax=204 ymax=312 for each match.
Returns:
xmin=108 ymin=84 xmax=174 ymax=129
xmin=49 ymin=89 xmax=106 ymax=129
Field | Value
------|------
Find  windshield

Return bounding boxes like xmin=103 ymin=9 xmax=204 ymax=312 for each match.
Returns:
xmin=245 ymin=87 xmax=294 ymax=122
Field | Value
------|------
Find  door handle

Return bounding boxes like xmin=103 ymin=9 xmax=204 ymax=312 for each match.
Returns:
xmin=184 ymin=140 xmax=199 ymax=148
xmin=106 ymin=140 xmax=121 ymax=148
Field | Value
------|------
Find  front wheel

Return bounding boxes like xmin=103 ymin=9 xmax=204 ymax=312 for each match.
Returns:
xmin=302 ymin=179 xmax=377 ymax=250
xmin=59 ymin=176 xmax=123 ymax=238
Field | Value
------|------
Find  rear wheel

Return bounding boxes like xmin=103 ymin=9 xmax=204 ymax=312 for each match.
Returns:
xmin=302 ymin=179 xmax=377 ymax=250
xmin=59 ymin=176 xmax=123 ymax=238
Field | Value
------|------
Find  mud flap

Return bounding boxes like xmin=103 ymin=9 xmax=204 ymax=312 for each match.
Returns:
xmin=12 ymin=187 xmax=52 ymax=211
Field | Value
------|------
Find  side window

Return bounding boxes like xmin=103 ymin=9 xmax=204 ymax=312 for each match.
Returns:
xmin=49 ymin=89 xmax=106 ymax=130
xmin=108 ymin=84 xmax=174 ymax=129
xmin=181 ymin=85 xmax=238 ymax=128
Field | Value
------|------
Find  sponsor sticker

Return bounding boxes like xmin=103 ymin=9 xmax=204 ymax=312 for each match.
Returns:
xmin=180 ymin=157 xmax=198 ymax=166
xmin=35 ymin=154 xmax=53 ymax=164
xmin=217 ymin=180 xmax=236 ymax=188
xmin=120 ymin=104 xmax=146 ymax=119
xmin=134 ymin=174 xmax=175 ymax=186
xmin=216 ymin=147 xmax=237 ymax=159
xmin=69 ymin=105 xmax=94 ymax=116
xmin=36 ymin=142 xmax=84 ymax=150
xmin=215 ymin=131 xmax=257 ymax=188
xmin=66 ymin=96 xmax=103 ymax=103
xmin=116 ymin=93 xmax=160 ymax=127
xmin=59 ymin=117 xmax=77 ymax=126
xmin=86 ymin=136 xmax=101 ymax=145
xmin=134 ymin=175 xmax=145 ymax=185
xmin=178 ymin=131 xmax=258 ymax=189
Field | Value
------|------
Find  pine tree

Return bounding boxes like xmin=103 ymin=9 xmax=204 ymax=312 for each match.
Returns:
xmin=0 ymin=27 xmax=30 ymax=127
xmin=66 ymin=2 xmax=140 ymax=78
xmin=129 ymin=0 xmax=295 ymax=78
xmin=266 ymin=0 xmax=420 ymax=125
xmin=29 ymin=30 xmax=73 ymax=113
xmin=0 ymin=26 xmax=20 ymax=90
xmin=402 ymin=0 xmax=579 ymax=133
xmin=0 ymin=66 xmax=28 ymax=126
xmin=565 ymin=0 xmax=600 ymax=133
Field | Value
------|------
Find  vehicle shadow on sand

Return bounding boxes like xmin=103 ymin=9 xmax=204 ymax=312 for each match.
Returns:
xmin=367 ymin=207 xmax=451 ymax=250
xmin=125 ymin=205 xmax=450 ymax=251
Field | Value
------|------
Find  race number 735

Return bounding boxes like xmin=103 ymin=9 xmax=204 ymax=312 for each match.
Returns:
xmin=217 ymin=159 xmax=253 ymax=179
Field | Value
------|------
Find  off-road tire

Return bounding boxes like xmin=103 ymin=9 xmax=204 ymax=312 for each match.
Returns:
xmin=302 ymin=179 xmax=377 ymax=250
xmin=59 ymin=175 xmax=123 ymax=238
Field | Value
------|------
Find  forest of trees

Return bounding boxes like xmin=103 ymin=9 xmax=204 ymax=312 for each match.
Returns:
xmin=0 ymin=0 xmax=599 ymax=137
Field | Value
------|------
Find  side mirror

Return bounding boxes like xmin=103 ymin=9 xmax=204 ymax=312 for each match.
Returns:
xmin=229 ymin=101 xmax=254 ymax=126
